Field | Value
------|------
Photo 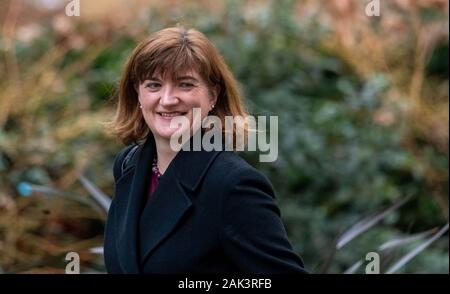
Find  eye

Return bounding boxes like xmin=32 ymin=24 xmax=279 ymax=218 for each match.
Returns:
xmin=179 ymin=82 xmax=195 ymax=89
xmin=145 ymin=82 xmax=161 ymax=90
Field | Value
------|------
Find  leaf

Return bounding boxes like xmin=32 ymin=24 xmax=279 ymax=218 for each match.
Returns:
xmin=385 ymin=223 xmax=449 ymax=274
xmin=378 ymin=228 xmax=438 ymax=251
xmin=342 ymin=227 xmax=437 ymax=274
xmin=78 ymin=175 xmax=111 ymax=213
xmin=343 ymin=260 xmax=363 ymax=274
xmin=89 ymin=246 xmax=104 ymax=255
xmin=16 ymin=181 xmax=101 ymax=208
xmin=336 ymin=195 xmax=413 ymax=249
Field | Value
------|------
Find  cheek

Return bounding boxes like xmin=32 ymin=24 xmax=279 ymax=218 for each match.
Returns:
xmin=139 ymin=92 xmax=160 ymax=108
xmin=184 ymin=90 xmax=211 ymax=111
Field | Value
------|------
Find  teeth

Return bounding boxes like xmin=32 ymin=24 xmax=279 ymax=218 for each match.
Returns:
xmin=159 ymin=112 xmax=185 ymax=117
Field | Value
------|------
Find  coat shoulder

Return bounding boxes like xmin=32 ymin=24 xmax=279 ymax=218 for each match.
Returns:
xmin=211 ymin=151 xmax=256 ymax=172
xmin=112 ymin=143 xmax=141 ymax=182
xmin=207 ymin=151 xmax=274 ymax=194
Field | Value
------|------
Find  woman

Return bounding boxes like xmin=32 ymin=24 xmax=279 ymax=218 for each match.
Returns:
xmin=104 ymin=25 xmax=307 ymax=274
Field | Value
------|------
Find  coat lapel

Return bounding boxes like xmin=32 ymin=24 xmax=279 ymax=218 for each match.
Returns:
xmin=138 ymin=167 xmax=192 ymax=264
xmin=138 ymin=130 xmax=223 ymax=264
xmin=114 ymin=130 xmax=224 ymax=272
xmin=115 ymin=135 xmax=155 ymax=273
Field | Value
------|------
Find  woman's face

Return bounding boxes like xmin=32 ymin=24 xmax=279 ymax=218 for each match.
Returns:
xmin=137 ymin=70 xmax=217 ymax=142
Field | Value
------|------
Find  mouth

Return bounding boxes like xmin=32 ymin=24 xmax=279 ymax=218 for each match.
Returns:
xmin=156 ymin=111 xmax=188 ymax=118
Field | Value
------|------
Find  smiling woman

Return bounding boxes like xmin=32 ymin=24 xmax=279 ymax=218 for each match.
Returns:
xmin=103 ymin=25 xmax=307 ymax=274
xmin=137 ymin=70 xmax=215 ymax=147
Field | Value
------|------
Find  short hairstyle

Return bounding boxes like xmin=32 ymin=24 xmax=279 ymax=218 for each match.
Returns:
xmin=104 ymin=25 xmax=249 ymax=146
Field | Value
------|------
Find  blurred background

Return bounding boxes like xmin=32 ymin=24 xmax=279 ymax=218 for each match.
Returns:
xmin=0 ymin=0 xmax=448 ymax=274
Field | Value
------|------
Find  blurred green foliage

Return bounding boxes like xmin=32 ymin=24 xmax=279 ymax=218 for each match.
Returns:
xmin=0 ymin=0 xmax=448 ymax=273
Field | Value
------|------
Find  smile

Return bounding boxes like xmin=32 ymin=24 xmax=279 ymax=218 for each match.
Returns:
xmin=157 ymin=112 xmax=187 ymax=117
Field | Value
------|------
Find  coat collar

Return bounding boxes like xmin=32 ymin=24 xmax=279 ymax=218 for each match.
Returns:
xmin=114 ymin=130 xmax=222 ymax=272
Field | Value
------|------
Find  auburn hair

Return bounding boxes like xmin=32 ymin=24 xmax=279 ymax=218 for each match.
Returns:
xmin=104 ymin=25 xmax=249 ymax=146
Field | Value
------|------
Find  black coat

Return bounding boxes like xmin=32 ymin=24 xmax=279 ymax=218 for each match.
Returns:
xmin=104 ymin=134 xmax=307 ymax=274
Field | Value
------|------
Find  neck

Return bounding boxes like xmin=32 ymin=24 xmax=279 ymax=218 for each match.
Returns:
xmin=154 ymin=136 xmax=178 ymax=175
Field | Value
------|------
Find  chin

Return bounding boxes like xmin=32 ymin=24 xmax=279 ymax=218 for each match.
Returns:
xmin=154 ymin=124 xmax=191 ymax=139
xmin=154 ymin=129 xmax=177 ymax=140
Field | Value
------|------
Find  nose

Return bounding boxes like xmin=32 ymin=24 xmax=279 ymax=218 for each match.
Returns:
xmin=159 ymin=85 xmax=179 ymax=107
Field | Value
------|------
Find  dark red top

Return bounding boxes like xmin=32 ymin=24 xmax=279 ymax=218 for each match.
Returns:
xmin=149 ymin=170 xmax=159 ymax=198
xmin=149 ymin=156 xmax=161 ymax=198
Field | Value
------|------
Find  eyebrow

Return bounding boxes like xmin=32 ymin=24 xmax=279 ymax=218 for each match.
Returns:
xmin=147 ymin=76 xmax=199 ymax=82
